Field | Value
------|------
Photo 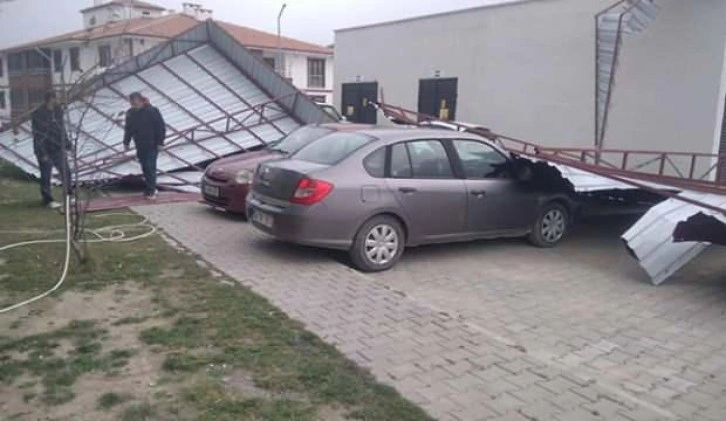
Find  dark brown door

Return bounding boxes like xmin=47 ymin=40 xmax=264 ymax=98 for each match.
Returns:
xmin=341 ymin=82 xmax=378 ymax=124
xmin=418 ymin=77 xmax=458 ymax=121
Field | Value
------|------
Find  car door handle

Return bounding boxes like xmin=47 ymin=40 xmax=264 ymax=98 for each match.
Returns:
xmin=471 ymin=190 xmax=487 ymax=197
xmin=398 ymin=187 xmax=417 ymax=194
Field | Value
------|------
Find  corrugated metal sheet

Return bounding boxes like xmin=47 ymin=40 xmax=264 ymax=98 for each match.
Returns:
xmin=622 ymin=192 xmax=726 ymax=285
xmin=0 ymin=20 xmax=333 ymax=188
xmin=207 ymin=23 xmax=331 ymax=126
xmin=553 ymin=164 xmax=670 ymax=193
xmin=156 ymin=171 xmax=203 ymax=193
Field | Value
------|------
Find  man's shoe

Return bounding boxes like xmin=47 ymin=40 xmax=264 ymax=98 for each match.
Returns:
xmin=47 ymin=201 xmax=62 ymax=209
xmin=144 ymin=192 xmax=158 ymax=201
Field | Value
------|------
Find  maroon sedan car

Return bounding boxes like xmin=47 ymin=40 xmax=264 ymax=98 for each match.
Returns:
xmin=202 ymin=123 xmax=369 ymax=213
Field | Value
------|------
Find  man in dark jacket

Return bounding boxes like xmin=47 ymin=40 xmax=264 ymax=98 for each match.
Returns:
xmin=32 ymin=91 xmax=71 ymax=209
xmin=123 ymin=92 xmax=166 ymax=199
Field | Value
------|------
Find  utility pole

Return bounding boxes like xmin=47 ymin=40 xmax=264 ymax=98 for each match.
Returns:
xmin=277 ymin=3 xmax=287 ymax=76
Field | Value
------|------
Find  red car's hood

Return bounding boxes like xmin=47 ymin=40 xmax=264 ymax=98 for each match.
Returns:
xmin=206 ymin=149 xmax=281 ymax=176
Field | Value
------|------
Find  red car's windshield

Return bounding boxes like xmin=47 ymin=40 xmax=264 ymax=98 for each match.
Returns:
xmin=269 ymin=126 xmax=334 ymax=154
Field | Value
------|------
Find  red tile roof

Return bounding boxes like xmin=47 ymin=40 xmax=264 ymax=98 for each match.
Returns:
xmin=2 ymin=14 xmax=333 ymax=56
xmin=216 ymin=21 xmax=333 ymax=55
xmin=80 ymin=0 xmax=166 ymax=13
xmin=3 ymin=14 xmax=198 ymax=53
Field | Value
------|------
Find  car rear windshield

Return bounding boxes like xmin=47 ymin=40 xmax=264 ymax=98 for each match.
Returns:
xmin=270 ymin=126 xmax=334 ymax=154
xmin=292 ymin=132 xmax=373 ymax=165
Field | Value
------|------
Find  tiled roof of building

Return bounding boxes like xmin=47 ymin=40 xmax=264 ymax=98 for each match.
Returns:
xmin=80 ymin=0 xmax=166 ymax=13
xmin=216 ymin=21 xmax=332 ymax=55
xmin=3 ymin=14 xmax=333 ymax=55
xmin=3 ymin=14 xmax=198 ymax=53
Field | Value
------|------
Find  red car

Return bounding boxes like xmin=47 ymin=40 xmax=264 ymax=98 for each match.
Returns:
xmin=201 ymin=123 xmax=369 ymax=213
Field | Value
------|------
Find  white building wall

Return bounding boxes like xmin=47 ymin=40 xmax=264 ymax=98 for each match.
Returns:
xmin=606 ymin=0 xmax=726 ymax=156
xmin=83 ymin=6 xmax=163 ymax=28
xmin=335 ymin=0 xmax=726 ymax=155
xmin=285 ymin=53 xmax=334 ymax=104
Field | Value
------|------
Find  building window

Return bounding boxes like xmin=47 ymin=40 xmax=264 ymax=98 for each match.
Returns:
xmin=0 ymin=91 xmax=6 ymax=109
xmin=248 ymin=49 xmax=263 ymax=58
xmin=0 ymin=57 xmax=3 ymax=78
xmin=8 ymin=53 xmax=24 ymax=75
xmin=124 ymin=39 xmax=133 ymax=58
xmin=10 ymin=88 xmax=26 ymax=110
xmin=263 ymin=57 xmax=275 ymax=69
xmin=26 ymin=49 xmax=51 ymax=73
xmin=53 ymin=50 xmax=63 ymax=73
xmin=98 ymin=45 xmax=112 ymax=68
xmin=142 ymin=11 xmax=151 ymax=16
xmin=70 ymin=47 xmax=80 ymax=72
xmin=307 ymin=58 xmax=326 ymax=88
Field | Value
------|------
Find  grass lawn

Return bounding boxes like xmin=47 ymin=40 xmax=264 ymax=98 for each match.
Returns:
xmin=0 ymin=162 xmax=432 ymax=421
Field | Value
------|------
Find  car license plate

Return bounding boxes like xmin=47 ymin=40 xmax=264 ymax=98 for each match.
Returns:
xmin=253 ymin=211 xmax=274 ymax=228
xmin=203 ymin=184 xmax=219 ymax=197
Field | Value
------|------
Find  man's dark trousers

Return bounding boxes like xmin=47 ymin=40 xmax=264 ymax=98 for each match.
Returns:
xmin=36 ymin=150 xmax=71 ymax=205
xmin=137 ymin=147 xmax=158 ymax=196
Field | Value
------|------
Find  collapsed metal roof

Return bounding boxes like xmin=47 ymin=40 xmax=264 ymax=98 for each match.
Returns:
xmin=375 ymin=101 xmax=726 ymax=286
xmin=0 ymin=20 xmax=334 ymax=188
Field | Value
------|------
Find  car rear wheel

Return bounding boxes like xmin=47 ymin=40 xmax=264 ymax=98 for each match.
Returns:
xmin=350 ymin=215 xmax=404 ymax=272
xmin=528 ymin=202 xmax=568 ymax=248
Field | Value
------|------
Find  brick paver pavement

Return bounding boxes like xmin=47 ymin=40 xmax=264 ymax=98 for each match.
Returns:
xmin=136 ymin=204 xmax=726 ymax=421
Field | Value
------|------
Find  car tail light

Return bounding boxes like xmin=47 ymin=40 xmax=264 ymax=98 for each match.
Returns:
xmin=291 ymin=177 xmax=333 ymax=205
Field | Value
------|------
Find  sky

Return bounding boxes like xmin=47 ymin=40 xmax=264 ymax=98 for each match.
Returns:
xmin=0 ymin=0 xmax=506 ymax=49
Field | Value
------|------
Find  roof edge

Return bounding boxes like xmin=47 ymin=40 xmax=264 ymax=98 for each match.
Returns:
xmin=335 ymin=0 xmax=541 ymax=33
xmin=243 ymin=44 xmax=333 ymax=55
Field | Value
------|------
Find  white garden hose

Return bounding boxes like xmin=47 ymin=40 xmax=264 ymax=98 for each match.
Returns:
xmin=0 ymin=198 xmax=157 ymax=314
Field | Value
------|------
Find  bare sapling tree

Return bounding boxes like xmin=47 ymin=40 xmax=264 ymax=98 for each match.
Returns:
xmin=33 ymin=20 xmax=137 ymax=263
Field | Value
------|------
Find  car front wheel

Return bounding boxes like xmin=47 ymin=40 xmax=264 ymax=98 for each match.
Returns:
xmin=350 ymin=215 xmax=404 ymax=272
xmin=528 ymin=202 xmax=568 ymax=248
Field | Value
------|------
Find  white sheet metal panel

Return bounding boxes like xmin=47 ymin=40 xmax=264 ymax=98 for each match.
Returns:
xmin=622 ymin=192 xmax=726 ymax=285
xmin=552 ymin=164 xmax=671 ymax=193
xmin=0 ymin=44 xmax=300 ymax=183
xmin=157 ymin=171 xmax=203 ymax=192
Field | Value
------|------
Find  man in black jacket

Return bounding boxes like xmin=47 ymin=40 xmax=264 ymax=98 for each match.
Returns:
xmin=31 ymin=91 xmax=71 ymax=209
xmin=123 ymin=92 xmax=166 ymax=199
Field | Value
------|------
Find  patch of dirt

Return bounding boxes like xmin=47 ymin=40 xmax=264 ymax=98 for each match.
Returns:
xmin=0 ymin=282 xmax=160 ymax=339
xmin=219 ymin=367 xmax=306 ymax=401
xmin=0 ymin=282 xmax=182 ymax=420
xmin=317 ymin=405 xmax=351 ymax=421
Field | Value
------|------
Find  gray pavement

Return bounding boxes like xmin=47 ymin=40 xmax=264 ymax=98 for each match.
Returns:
xmin=135 ymin=203 xmax=726 ymax=421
